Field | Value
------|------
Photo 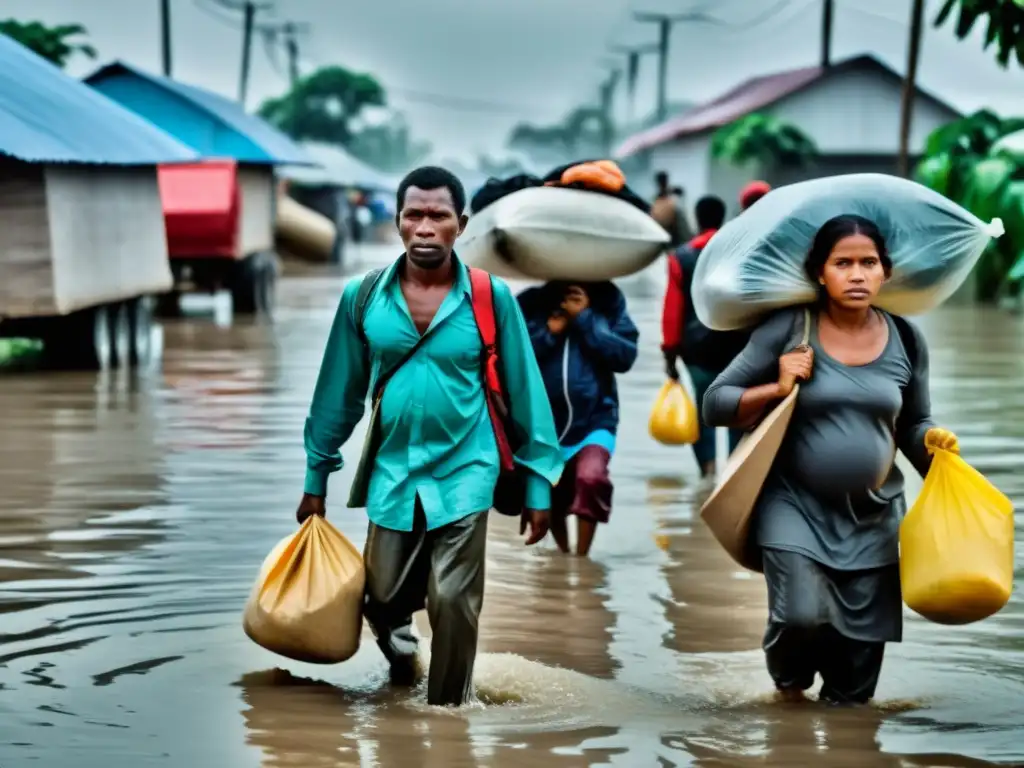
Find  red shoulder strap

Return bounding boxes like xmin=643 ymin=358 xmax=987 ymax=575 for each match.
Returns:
xmin=468 ymin=267 xmax=514 ymax=471
xmin=468 ymin=267 xmax=503 ymax=397
xmin=468 ymin=267 xmax=497 ymax=347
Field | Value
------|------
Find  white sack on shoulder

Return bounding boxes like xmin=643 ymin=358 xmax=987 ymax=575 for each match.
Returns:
xmin=460 ymin=186 xmax=670 ymax=282
xmin=692 ymin=173 xmax=1003 ymax=331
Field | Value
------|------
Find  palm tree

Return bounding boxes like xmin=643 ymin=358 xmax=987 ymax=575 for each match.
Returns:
xmin=934 ymin=0 xmax=1024 ymax=67
xmin=0 ymin=19 xmax=96 ymax=68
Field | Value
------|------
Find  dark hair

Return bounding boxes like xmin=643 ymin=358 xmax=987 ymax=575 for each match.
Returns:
xmin=694 ymin=195 xmax=726 ymax=230
xmin=396 ymin=166 xmax=467 ymax=216
xmin=671 ymin=186 xmax=684 ymax=196
xmin=655 ymin=171 xmax=669 ymax=187
xmin=803 ymin=214 xmax=892 ymax=283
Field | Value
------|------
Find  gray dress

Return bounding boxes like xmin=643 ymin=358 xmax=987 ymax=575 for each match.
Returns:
xmin=703 ymin=307 xmax=935 ymax=645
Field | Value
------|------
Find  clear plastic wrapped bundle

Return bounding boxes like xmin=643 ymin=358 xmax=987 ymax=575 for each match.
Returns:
xmin=692 ymin=173 xmax=1004 ymax=330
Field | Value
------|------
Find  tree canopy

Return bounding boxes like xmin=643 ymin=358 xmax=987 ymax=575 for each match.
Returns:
xmin=0 ymin=18 xmax=97 ymax=68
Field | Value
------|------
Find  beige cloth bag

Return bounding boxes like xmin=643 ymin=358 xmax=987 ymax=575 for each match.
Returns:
xmin=700 ymin=309 xmax=811 ymax=572
xmin=243 ymin=515 xmax=366 ymax=664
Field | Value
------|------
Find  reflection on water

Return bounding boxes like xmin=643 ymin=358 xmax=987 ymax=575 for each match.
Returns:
xmin=0 ymin=246 xmax=1022 ymax=766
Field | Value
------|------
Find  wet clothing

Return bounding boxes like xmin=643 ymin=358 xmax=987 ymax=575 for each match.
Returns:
xmin=552 ymin=445 xmax=613 ymax=524
xmin=703 ymin=307 xmax=935 ymax=572
xmin=662 ymin=230 xmax=746 ymax=468
xmin=687 ymin=364 xmax=743 ymax=467
xmin=518 ymin=282 xmax=638 ymax=448
xmin=363 ymin=499 xmax=487 ymax=706
xmin=763 ymin=549 xmax=895 ymax=703
xmin=303 ymin=254 xmax=563 ymax=531
xmin=661 ymin=229 xmax=716 ymax=355
xmin=663 ymin=230 xmax=751 ymax=372
xmin=703 ymin=307 xmax=934 ymax=700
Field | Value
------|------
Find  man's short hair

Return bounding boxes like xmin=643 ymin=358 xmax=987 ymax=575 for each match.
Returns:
xmin=694 ymin=195 xmax=726 ymax=230
xmin=396 ymin=166 xmax=467 ymax=216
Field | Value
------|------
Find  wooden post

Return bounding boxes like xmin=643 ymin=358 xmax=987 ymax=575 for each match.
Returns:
xmin=898 ymin=0 xmax=926 ymax=178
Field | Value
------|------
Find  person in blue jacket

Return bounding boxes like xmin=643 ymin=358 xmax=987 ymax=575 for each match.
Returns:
xmin=517 ymin=281 xmax=639 ymax=556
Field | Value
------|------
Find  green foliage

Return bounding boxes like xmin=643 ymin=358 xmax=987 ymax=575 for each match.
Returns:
xmin=0 ymin=18 xmax=96 ymax=68
xmin=346 ymin=115 xmax=431 ymax=174
xmin=710 ymin=113 xmax=818 ymax=168
xmin=915 ymin=110 xmax=1024 ymax=301
xmin=507 ymin=106 xmax=613 ymax=163
xmin=258 ymin=66 xmax=386 ymax=147
xmin=934 ymin=0 xmax=1024 ymax=67
xmin=258 ymin=65 xmax=431 ymax=173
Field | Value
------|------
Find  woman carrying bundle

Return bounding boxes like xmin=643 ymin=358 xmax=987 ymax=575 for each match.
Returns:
xmin=702 ymin=214 xmax=959 ymax=705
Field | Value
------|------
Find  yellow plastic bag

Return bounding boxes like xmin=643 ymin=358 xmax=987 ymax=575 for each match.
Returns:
xmin=899 ymin=448 xmax=1015 ymax=625
xmin=649 ymin=380 xmax=699 ymax=445
xmin=242 ymin=515 xmax=366 ymax=663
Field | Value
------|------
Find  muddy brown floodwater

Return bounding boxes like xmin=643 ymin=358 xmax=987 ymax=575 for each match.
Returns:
xmin=1 ymin=245 xmax=1023 ymax=767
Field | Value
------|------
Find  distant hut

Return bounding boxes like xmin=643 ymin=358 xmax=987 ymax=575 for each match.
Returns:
xmin=0 ymin=36 xmax=198 ymax=370
xmin=85 ymin=62 xmax=315 ymax=312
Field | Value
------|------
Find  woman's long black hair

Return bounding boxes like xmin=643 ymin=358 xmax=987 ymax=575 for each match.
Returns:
xmin=803 ymin=214 xmax=892 ymax=283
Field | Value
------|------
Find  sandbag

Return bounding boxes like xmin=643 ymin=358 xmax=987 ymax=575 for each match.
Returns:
xmin=899 ymin=448 xmax=1015 ymax=625
xmin=242 ymin=515 xmax=365 ymax=663
xmin=649 ymin=380 xmax=699 ymax=445
xmin=691 ymin=173 xmax=1005 ymax=331
xmin=460 ymin=186 xmax=671 ymax=281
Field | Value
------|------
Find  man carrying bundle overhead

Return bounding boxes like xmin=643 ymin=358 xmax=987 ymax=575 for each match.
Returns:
xmin=517 ymin=280 xmax=638 ymax=556
xmin=661 ymin=195 xmax=749 ymax=479
xmin=297 ymin=166 xmax=564 ymax=706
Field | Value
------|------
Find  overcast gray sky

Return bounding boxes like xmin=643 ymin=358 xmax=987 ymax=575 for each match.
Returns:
xmin=8 ymin=0 xmax=1021 ymax=161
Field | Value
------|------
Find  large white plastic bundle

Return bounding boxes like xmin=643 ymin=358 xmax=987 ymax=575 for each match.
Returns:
xmin=692 ymin=173 xmax=1004 ymax=330
xmin=460 ymin=186 xmax=670 ymax=281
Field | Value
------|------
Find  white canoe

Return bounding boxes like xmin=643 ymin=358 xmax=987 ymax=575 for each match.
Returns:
xmin=460 ymin=186 xmax=670 ymax=281
xmin=275 ymin=195 xmax=337 ymax=263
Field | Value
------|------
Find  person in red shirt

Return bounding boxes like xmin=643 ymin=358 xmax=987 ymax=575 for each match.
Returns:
xmin=739 ymin=180 xmax=771 ymax=211
xmin=661 ymin=195 xmax=747 ymax=478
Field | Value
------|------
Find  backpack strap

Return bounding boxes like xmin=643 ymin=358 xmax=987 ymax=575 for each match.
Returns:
xmin=890 ymin=314 xmax=919 ymax=371
xmin=467 ymin=267 xmax=515 ymax=472
xmin=354 ymin=268 xmax=386 ymax=347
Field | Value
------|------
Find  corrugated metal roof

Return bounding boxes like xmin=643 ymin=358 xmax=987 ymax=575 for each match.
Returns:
xmin=86 ymin=62 xmax=313 ymax=166
xmin=0 ymin=35 xmax=198 ymax=165
xmin=614 ymin=55 xmax=961 ymax=158
xmin=280 ymin=142 xmax=400 ymax=191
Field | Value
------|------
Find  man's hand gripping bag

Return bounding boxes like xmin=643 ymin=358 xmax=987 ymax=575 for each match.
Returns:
xmin=900 ymin=448 xmax=1014 ymax=625
xmin=243 ymin=515 xmax=366 ymax=663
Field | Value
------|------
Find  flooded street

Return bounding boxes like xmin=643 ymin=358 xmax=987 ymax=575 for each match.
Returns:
xmin=2 ymin=244 xmax=1023 ymax=767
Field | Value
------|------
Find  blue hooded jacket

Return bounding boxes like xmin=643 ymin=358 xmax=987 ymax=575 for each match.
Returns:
xmin=517 ymin=281 xmax=639 ymax=447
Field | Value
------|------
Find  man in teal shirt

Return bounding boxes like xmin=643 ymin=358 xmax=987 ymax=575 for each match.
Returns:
xmin=296 ymin=166 xmax=563 ymax=706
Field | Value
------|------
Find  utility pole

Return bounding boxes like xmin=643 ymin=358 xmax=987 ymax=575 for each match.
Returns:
xmin=239 ymin=2 xmax=257 ymax=105
xmin=160 ymin=0 xmax=172 ymax=76
xmin=632 ymin=11 xmax=725 ymax=123
xmin=207 ymin=0 xmax=274 ymax=104
xmin=598 ymin=67 xmax=622 ymax=155
xmin=898 ymin=0 xmax=926 ymax=177
xmin=611 ymin=43 xmax=659 ymax=128
xmin=821 ymin=0 xmax=834 ymax=68
xmin=284 ymin=22 xmax=299 ymax=86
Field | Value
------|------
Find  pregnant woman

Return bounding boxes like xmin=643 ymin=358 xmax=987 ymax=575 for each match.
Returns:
xmin=702 ymin=214 xmax=959 ymax=705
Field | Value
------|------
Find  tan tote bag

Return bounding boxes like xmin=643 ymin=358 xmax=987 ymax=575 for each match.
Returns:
xmin=700 ymin=309 xmax=811 ymax=572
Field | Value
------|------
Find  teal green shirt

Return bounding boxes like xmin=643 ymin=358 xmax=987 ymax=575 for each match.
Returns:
xmin=303 ymin=256 xmax=564 ymax=531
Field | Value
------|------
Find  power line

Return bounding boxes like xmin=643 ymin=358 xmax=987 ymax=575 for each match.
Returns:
xmin=192 ymin=0 xmax=243 ymax=28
